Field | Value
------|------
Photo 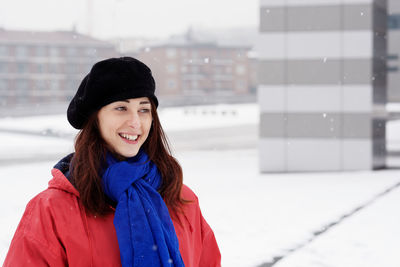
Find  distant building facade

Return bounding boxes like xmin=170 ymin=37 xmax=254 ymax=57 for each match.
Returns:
xmin=0 ymin=29 xmax=117 ymax=108
xmin=136 ymin=41 xmax=256 ymax=106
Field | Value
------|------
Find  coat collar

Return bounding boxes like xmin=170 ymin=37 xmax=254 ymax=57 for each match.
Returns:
xmin=49 ymin=153 xmax=79 ymax=197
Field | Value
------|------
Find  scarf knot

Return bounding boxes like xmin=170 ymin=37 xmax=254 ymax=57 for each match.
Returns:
xmin=102 ymin=150 xmax=184 ymax=267
xmin=102 ymin=151 xmax=161 ymax=202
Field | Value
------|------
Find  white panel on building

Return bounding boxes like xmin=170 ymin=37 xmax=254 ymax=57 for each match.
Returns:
xmin=258 ymin=86 xmax=286 ymax=112
xmin=259 ymin=139 xmax=287 ymax=172
xmin=287 ymin=85 xmax=341 ymax=112
xmin=342 ymin=85 xmax=373 ymax=112
xmin=342 ymin=139 xmax=372 ymax=170
xmin=255 ymin=34 xmax=286 ymax=60
xmin=287 ymin=139 xmax=341 ymax=171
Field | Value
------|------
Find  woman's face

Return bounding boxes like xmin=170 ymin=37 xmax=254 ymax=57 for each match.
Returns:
xmin=97 ymin=97 xmax=152 ymax=158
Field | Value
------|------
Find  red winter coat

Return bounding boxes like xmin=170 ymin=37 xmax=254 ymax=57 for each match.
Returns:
xmin=3 ymin=168 xmax=221 ymax=267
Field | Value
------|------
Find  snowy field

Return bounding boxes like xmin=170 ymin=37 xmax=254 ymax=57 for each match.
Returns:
xmin=1 ymin=103 xmax=400 ymax=266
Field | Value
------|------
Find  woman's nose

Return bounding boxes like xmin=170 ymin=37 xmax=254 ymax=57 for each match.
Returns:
xmin=127 ymin=112 xmax=140 ymax=128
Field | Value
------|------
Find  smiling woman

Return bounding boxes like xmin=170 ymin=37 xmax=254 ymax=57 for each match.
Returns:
xmin=98 ymin=98 xmax=153 ymax=158
xmin=3 ymin=57 xmax=221 ymax=267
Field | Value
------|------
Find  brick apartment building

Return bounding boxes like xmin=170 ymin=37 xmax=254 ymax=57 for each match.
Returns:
xmin=0 ymin=29 xmax=117 ymax=109
xmin=136 ymin=41 xmax=256 ymax=106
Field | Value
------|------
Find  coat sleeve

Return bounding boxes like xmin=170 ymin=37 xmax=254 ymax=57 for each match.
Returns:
xmin=198 ymin=211 xmax=221 ymax=267
xmin=3 ymin=194 xmax=68 ymax=267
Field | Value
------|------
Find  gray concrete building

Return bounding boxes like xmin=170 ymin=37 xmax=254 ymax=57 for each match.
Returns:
xmin=257 ymin=0 xmax=387 ymax=172
xmin=388 ymin=0 xmax=400 ymax=102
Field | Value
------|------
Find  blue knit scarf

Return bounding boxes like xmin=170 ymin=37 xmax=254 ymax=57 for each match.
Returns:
xmin=102 ymin=150 xmax=185 ymax=267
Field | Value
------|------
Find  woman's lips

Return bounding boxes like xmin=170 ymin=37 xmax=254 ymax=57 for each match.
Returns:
xmin=119 ymin=133 xmax=140 ymax=144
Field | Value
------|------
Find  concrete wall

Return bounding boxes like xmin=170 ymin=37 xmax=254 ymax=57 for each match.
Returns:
xmin=388 ymin=0 xmax=400 ymax=102
xmin=257 ymin=0 xmax=387 ymax=172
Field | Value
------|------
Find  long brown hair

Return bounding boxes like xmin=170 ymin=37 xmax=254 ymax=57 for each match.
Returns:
xmin=71 ymin=98 xmax=185 ymax=215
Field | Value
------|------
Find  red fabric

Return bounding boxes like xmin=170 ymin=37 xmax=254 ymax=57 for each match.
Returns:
xmin=3 ymin=169 xmax=221 ymax=267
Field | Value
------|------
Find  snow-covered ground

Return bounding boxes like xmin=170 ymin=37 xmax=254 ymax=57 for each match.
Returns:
xmin=1 ymin=103 xmax=400 ymax=266
xmin=179 ymin=149 xmax=400 ymax=267
xmin=274 ymin=182 xmax=400 ymax=267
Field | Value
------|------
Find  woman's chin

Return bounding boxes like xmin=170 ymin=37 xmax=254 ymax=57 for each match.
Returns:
xmin=114 ymin=149 xmax=140 ymax=159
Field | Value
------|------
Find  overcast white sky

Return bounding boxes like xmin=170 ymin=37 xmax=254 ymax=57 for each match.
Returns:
xmin=0 ymin=0 xmax=259 ymax=39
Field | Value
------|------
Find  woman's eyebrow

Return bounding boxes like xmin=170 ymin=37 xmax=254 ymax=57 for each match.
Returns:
xmin=117 ymin=100 xmax=150 ymax=104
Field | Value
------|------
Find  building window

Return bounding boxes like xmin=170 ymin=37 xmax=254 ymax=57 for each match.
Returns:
xmin=66 ymin=64 xmax=79 ymax=74
xmin=67 ymin=47 xmax=77 ymax=57
xmin=0 ymin=79 xmax=8 ymax=105
xmin=85 ymin=48 xmax=97 ymax=57
xmin=49 ymin=47 xmax=59 ymax=57
xmin=167 ymin=79 xmax=176 ymax=89
xmin=235 ymin=65 xmax=246 ymax=75
xmin=17 ymin=63 xmax=29 ymax=73
xmin=0 ymin=79 xmax=7 ymax=91
xmin=15 ymin=46 xmax=28 ymax=58
xmin=0 ymin=62 xmax=7 ymax=73
xmin=0 ymin=46 xmax=8 ymax=56
xmin=16 ymin=80 xmax=29 ymax=97
xmin=36 ymin=46 xmax=47 ymax=57
xmin=35 ymin=80 xmax=47 ymax=91
xmin=66 ymin=79 xmax=80 ymax=97
xmin=49 ymin=80 xmax=59 ymax=91
xmin=48 ymin=63 xmax=61 ymax=74
xmin=36 ymin=63 xmax=46 ymax=73
xmin=236 ymin=80 xmax=247 ymax=90
xmin=167 ymin=64 xmax=176 ymax=73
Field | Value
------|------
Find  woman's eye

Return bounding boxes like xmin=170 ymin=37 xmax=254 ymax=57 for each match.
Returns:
xmin=115 ymin=106 xmax=127 ymax=111
xmin=139 ymin=108 xmax=150 ymax=113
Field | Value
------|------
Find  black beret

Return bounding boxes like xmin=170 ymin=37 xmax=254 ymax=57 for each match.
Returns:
xmin=67 ymin=57 xmax=158 ymax=129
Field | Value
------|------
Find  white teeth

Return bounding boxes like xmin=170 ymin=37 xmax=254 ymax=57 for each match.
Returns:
xmin=121 ymin=134 xmax=138 ymax=141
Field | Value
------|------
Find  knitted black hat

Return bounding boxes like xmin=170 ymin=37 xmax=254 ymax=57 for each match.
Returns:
xmin=67 ymin=57 xmax=158 ymax=129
